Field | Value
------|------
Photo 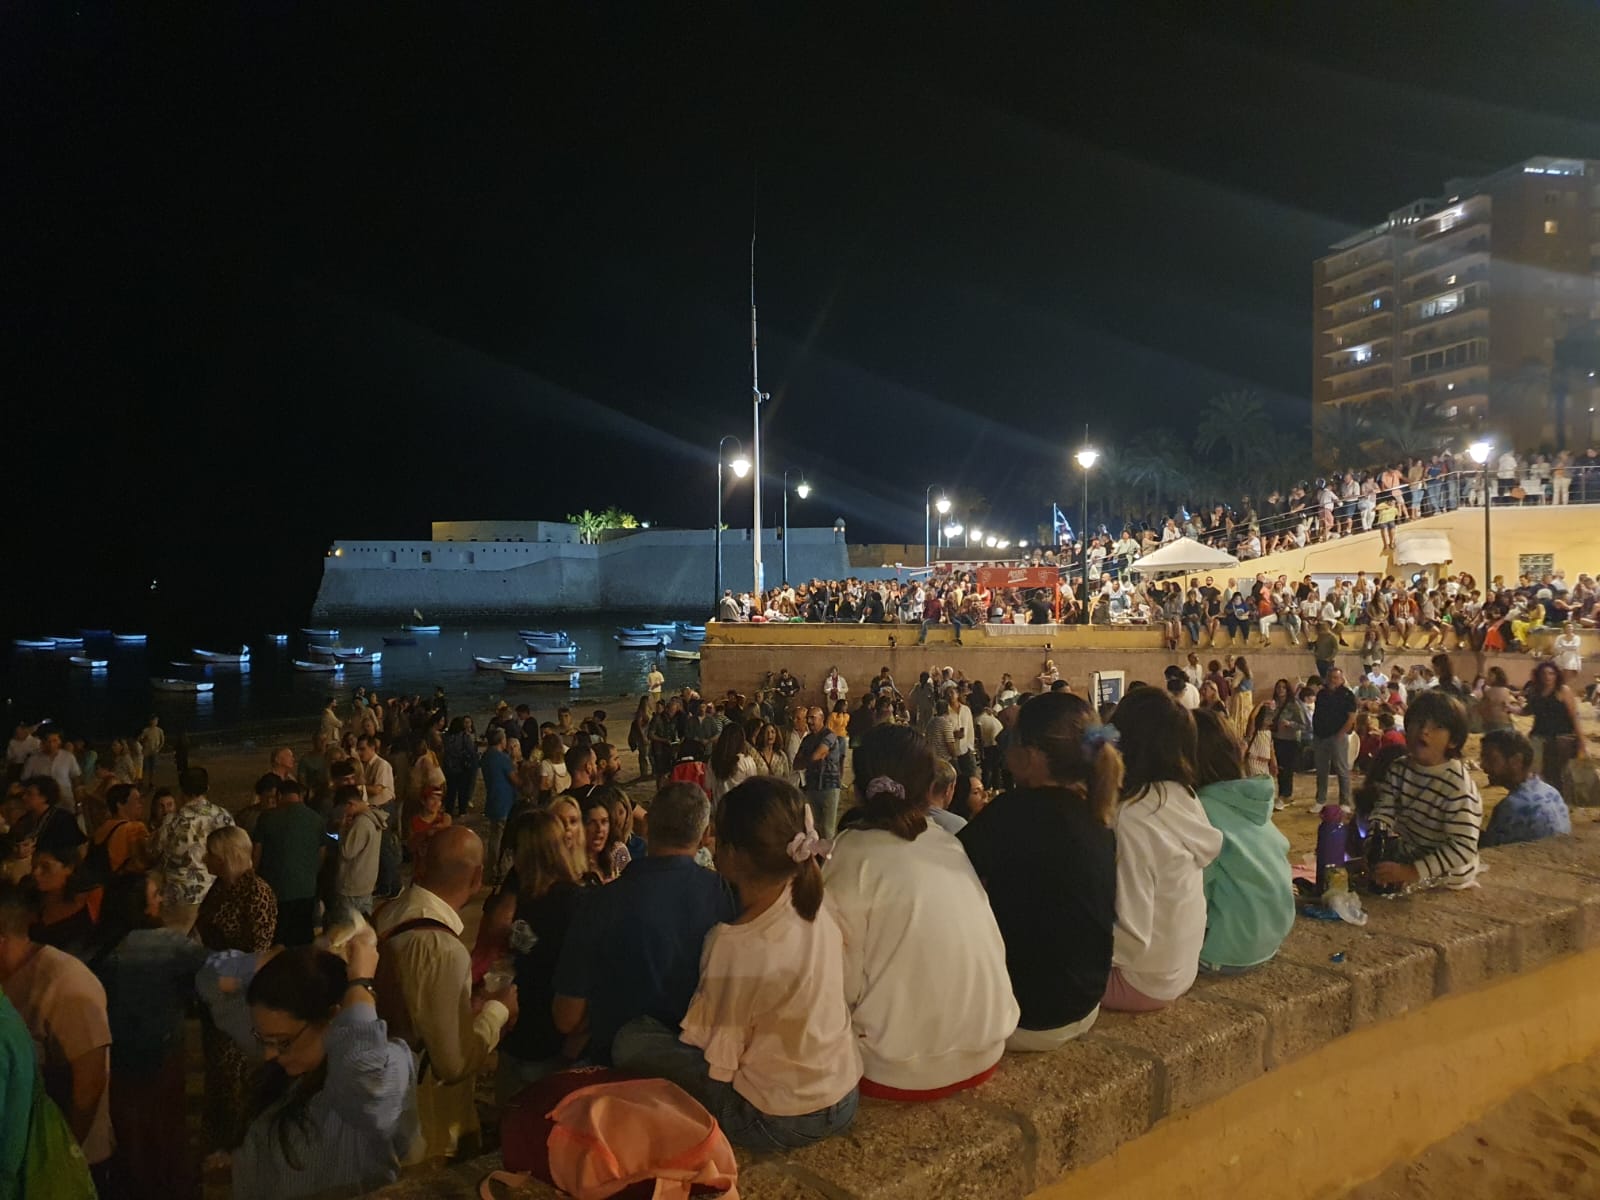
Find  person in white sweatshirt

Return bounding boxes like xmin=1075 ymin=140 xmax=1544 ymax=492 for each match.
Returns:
xmin=1105 ymin=688 xmax=1223 ymax=1011
xmin=823 ymin=724 xmax=1018 ymax=1099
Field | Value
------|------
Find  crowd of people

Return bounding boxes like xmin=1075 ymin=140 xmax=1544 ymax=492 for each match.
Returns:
xmin=0 ymin=624 xmax=1587 ymax=1196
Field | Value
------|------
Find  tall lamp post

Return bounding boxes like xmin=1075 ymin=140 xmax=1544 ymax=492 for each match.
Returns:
xmin=714 ymin=436 xmax=751 ymax=611
xmin=1075 ymin=444 xmax=1100 ymax=624
xmin=1468 ymin=440 xmax=1492 ymax=591
xmin=781 ymin=468 xmax=811 ymax=587
xmin=924 ymin=486 xmax=951 ymax=568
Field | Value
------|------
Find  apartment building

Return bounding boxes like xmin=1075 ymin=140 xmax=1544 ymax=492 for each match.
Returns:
xmin=1313 ymin=156 xmax=1600 ymax=462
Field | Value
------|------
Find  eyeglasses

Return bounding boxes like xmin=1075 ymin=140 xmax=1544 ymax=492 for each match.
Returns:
xmin=252 ymin=1021 xmax=311 ymax=1056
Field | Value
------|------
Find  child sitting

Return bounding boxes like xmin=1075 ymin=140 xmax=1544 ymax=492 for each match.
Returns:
xmin=612 ymin=777 xmax=860 ymax=1149
xmin=1369 ymin=691 xmax=1482 ymax=890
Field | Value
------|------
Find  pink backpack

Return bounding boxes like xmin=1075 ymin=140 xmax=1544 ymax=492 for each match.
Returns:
xmin=482 ymin=1077 xmax=739 ymax=1200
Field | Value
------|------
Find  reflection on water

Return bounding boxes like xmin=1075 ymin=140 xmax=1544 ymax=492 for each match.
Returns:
xmin=3 ymin=616 xmax=705 ymax=741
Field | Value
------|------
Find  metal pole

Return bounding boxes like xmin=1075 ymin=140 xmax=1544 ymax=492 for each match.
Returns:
xmin=1483 ymin=460 xmax=1492 ymax=590
xmin=750 ymin=233 xmax=765 ymax=602
xmin=714 ymin=459 xmax=723 ymax=612
xmin=1081 ymin=469 xmax=1090 ymax=625
xmin=782 ymin=484 xmax=789 ymax=587
xmin=924 ymin=483 xmax=935 ymax=569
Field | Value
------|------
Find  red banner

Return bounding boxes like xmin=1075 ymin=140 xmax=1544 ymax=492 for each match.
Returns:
xmin=975 ymin=566 xmax=1059 ymax=590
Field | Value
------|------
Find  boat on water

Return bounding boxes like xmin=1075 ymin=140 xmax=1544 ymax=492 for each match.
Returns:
xmin=193 ymin=646 xmax=251 ymax=664
xmin=678 ymin=623 xmax=707 ymax=641
xmin=113 ymin=633 xmax=147 ymax=643
xmin=333 ymin=650 xmax=381 ymax=665
xmin=50 ymin=636 xmax=84 ymax=647
xmin=293 ymin=659 xmax=344 ymax=673
xmin=14 ymin=638 xmax=54 ymax=650
xmin=151 ymin=678 xmax=214 ymax=693
xmin=615 ymin=636 xmax=665 ymax=650
xmin=501 ymin=664 xmax=604 ymax=684
xmin=517 ymin=630 xmax=569 ymax=643
xmin=301 ymin=627 xmax=339 ymax=638
xmin=69 ymin=656 xmax=109 ymax=669
xmin=268 ymin=633 xmax=289 ymax=644
xmin=640 ymin=623 xmax=678 ymax=634
xmin=522 ymin=639 xmax=578 ymax=655
xmin=663 ymin=649 xmax=701 ymax=662
xmin=308 ymin=643 xmax=363 ymax=656
xmin=475 ymin=655 xmax=535 ymax=671
xmin=401 ymin=624 xmax=441 ymax=634
xmin=617 ymin=626 xmax=660 ymax=638
xmin=381 ymin=636 xmax=417 ymax=647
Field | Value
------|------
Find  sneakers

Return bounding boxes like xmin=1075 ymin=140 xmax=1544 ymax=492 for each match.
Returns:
xmin=1273 ymin=798 xmax=1287 ymax=811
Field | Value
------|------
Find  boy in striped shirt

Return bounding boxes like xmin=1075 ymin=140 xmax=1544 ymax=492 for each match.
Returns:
xmin=1371 ymin=691 xmax=1482 ymax=890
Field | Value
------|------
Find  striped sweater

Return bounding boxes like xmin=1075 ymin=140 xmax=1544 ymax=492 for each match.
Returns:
xmin=1371 ymin=757 xmax=1482 ymax=888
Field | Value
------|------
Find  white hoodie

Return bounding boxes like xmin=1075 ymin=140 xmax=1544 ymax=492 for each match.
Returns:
xmin=1112 ymin=780 xmax=1224 ymax=1001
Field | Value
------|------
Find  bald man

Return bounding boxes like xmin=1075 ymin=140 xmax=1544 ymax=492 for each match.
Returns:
xmin=373 ymin=826 xmax=516 ymax=1162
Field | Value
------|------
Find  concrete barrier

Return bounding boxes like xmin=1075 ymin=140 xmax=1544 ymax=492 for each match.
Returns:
xmin=374 ymin=825 xmax=1600 ymax=1200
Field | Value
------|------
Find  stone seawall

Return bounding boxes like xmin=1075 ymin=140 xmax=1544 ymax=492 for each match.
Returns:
xmin=309 ymin=528 xmax=855 ymax=618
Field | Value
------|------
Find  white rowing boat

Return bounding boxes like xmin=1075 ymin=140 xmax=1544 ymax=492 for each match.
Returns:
xmin=69 ymin=656 xmax=109 ymax=669
xmin=151 ymin=677 xmax=214 ymax=693
xmin=663 ymin=649 xmax=701 ymax=662
xmin=194 ymin=646 xmax=250 ymax=664
xmin=292 ymin=659 xmax=344 ymax=673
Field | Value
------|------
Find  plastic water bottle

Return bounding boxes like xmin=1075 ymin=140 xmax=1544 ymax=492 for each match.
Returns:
xmin=1316 ymin=804 xmax=1348 ymax=898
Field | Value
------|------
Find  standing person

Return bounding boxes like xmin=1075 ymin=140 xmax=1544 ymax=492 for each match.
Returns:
xmin=195 ymin=941 xmax=418 ymax=1198
xmin=648 ymin=698 xmax=684 ymax=787
xmin=708 ymin=723 xmax=760 ymax=801
xmin=1525 ymin=661 xmax=1586 ymax=799
xmin=479 ymin=730 xmax=517 ymax=882
xmin=333 ymin=787 xmax=384 ymax=923
xmin=0 ymin=989 xmax=39 ymax=1198
xmin=823 ymin=726 xmax=1018 ymax=1097
xmin=151 ymin=767 xmax=235 ymax=934
xmin=0 ymin=880 xmax=114 ymax=1192
xmin=946 ymin=686 xmax=977 ymax=779
xmin=318 ymin=698 xmax=343 ymax=747
xmin=960 ymin=692 xmax=1117 ymax=1048
xmin=252 ymin=779 xmax=325 ymax=946
xmin=628 ymin=698 xmax=652 ymax=781
xmin=1311 ymin=621 xmax=1339 ymax=682
xmin=1105 ymin=689 xmax=1222 ymax=1012
xmin=195 ymin=829 xmax=278 ymax=1158
xmin=551 ymin=783 xmax=738 ymax=1065
xmin=1311 ymin=668 xmax=1359 ymax=812
xmin=138 ymin=716 xmax=165 ymax=786
xmin=441 ymin=718 xmax=479 ymax=818
xmin=372 ymin=827 xmax=515 ymax=1165
xmin=5 ymin=721 xmax=39 ymax=789
xmin=611 ymin=778 xmax=861 ymax=1149
xmin=1266 ymin=680 xmax=1310 ymax=810
xmin=88 ymin=871 xmax=209 ymax=1200
xmin=22 ymin=725 xmax=82 ymax=817
xmin=89 ymin=783 xmax=150 ymax=877
xmin=797 ymin=706 xmax=845 ymax=840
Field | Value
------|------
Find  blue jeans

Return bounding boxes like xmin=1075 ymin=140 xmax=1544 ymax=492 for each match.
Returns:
xmin=950 ymin=614 xmax=974 ymax=642
xmin=805 ymin=787 xmax=841 ymax=840
xmin=611 ymin=1016 xmax=858 ymax=1151
xmin=917 ymin=619 xmax=948 ymax=643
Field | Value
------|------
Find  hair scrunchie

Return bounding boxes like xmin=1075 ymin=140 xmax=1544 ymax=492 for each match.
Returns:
xmin=1082 ymin=723 xmax=1120 ymax=756
xmin=864 ymin=775 xmax=905 ymax=800
xmin=786 ymin=802 xmax=833 ymax=863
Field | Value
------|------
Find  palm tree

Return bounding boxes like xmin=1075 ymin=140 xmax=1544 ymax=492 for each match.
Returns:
xmin=1315 ymin=402 xmax=1376 ymax=469
xmin=566 ymin=510 xmax=606 ymax=544
xmin=1194 ymin=390 xmax=1266 ymax=472
xmin=1116 ymin=431 xmax=1190 ymax=520
xmin=1370 ymin=396 xmax=1449 ymax=460
xmin=599 ymin=506 xmax=639 ymax=531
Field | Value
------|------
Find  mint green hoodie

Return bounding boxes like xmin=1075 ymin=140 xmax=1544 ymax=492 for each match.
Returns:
xmin=1196 ymin=775 xmax=1296 ymax=969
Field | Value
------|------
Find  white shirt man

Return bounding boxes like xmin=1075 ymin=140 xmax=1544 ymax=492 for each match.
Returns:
xmin=22 ymin=728 xmax=82 ymax=811
xmin=646 ymin=667 xmax=664 ymax=697
xmin=824 ymin=671 xmax=849 ymax=706
xmin=6 ymin=724 xmax=39 ymax=771
xmin=356 ymin=737 xmax=396 ymax=814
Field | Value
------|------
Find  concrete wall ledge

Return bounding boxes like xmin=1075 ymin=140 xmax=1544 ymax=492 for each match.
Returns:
xmin=374 ymin=824 xmax=1600 ymax=1200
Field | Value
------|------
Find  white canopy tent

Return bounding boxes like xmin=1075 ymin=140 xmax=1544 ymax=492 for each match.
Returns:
xmin=1394 ymin=529 xmax=1454 ymax=568
xmin=1130 ymin=537 xmax=1239 ymax=574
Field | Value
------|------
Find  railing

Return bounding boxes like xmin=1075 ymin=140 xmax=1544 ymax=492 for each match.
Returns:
xmin=1325 ymin=354 xmax=1390 ymax=378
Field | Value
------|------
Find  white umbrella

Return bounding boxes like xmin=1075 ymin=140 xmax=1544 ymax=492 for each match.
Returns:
xmin=1130 ymin=536 xmax=1239 ymax=574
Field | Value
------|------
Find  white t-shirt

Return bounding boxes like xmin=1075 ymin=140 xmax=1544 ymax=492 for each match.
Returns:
xmin=710 ymin=752 xmax=759 ymax=801
xmin=977 ymin=710 xmax=1003 ymax=749
xmin=823 ymin=826 xmax=1018 ymax=1089
xmin=6 ymin=735 xmax=39 ymax=767
xmin=1111 ymin=781 xmax=1222 ymax=1001
xmin=647 ymin=669 xmax=664 ymax=693
xmin=1176 ymin=683 xmax=1201 ymax=710
xmin=22 ymin=749 xmax=81 ymax=808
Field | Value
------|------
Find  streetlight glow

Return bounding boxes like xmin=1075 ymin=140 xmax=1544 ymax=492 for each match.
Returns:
xmin=985 ymin=536 xmax=997 ymax=548
xmin=796 ymin=481 xmax=811 ymax=499
xmin=1018 ymin=540 xmax=1028 ymax=548
xmin=1467 ymin=440 xmax=1492 ymax=465
xmin=730 ymin=455 xmax=751 ymax=478
xmin=935 ymin=496 xmax=951 ymax=515
xmin=1075 ymin=447 xmax=1100 ymax=470
xmin=945 ymin=522 xmax=962 ymax=538
xmin=997 ymin=539 xmax=1010 ymax=549
xmin=970 ymin=528 xmax=983 ymax=541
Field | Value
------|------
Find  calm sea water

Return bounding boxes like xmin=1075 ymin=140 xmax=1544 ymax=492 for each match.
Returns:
xmin=3 ymin=614 xmax=705 ymax=743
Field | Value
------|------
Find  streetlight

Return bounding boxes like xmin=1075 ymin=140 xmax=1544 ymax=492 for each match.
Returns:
xmin=945 ymin=521 xmax=963 ymax=541
xmin=781 ymin=468 xmax=811 ymax=586
xmin=1075 ymin=443 xmax=1100 ymax=625
xmin=985 ymin=536 xmax=998 ymax=548
xmin=714 ymin=436 xmax=750 ymax=611
xmin=925 ymin=486 xmax=951 ymax=567
xmin=1468 ymin=440 xmax=1492 ymax=590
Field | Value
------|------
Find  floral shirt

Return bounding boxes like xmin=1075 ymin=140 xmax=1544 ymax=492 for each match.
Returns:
xmin=1481 ymin=777 xmax=1572 ymax=848
xmin=153 ymin=797 xmax=235 ymax=907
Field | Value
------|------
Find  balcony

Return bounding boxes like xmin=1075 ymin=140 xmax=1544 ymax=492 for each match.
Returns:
xmin=1326 ymin=374 xmax=1395 ymax=403
xmin=1320 ymin=306 xmax=1392 ymax=338
xmin=1401 ymin=237 xmax=1489 ymax=281
xmin=1323 ymin=270 xmax=1394 ymax=304
xmin=1323 ymin=331 xmax=1392 ymax=353
xmin=1323 ymin=355 xmax=1391 ymax=381
xmin=1404 ymin=376 xmax=1488 ymax=407
xmin=1405 ymin=320 xmax=1489 ymax=353
xmin=1406 ymin=341 xmax=1489 ymax=382
xmin=1414 ymin=213 xmax=1489 ymax=245
xmin=1406 ymin=264 xmax=1490 ymax=301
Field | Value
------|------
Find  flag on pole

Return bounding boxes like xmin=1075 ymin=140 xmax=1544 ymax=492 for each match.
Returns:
xmin=1051 ymin=503 xmax=1071 ymax=544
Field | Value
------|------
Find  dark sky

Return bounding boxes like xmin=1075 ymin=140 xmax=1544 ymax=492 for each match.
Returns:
xmin=7 ymin=1 xmax=1600 ymax=630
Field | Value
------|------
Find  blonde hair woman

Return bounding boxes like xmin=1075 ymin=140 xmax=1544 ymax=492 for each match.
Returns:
xmin=544 ymin=793 xmax=589 ymax=880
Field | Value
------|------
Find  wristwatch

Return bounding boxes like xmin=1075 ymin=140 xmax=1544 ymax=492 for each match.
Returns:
xmin=347 ymin=977 xmax=378 ymax=996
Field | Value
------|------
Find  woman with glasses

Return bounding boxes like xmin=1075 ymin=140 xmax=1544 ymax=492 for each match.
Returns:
xmin=197 ymin=937 xmax=417 ymax=1198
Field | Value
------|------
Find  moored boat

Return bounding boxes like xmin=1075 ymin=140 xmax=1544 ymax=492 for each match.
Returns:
xmin=517 ymin=630 xmax=569 ymax=643
xmin=69 ymin=656 xmax=109 ymax=669
xmin=640 ymin=623 xmax=678 ymax=634
xmin=194 ymin=646 xmax=251 ymax=664
xmin=113 ymin=633 xmax=148 ymax=643
xmin=151 ymin=677 xmax=214 ymax=693
xmin=678 ymin=623 xmax=707 ymax=641
xmin=401 ymin=624 xmax=442 ymax=634
xmin=333 ymin=650 xmax=382 ymax=665
xmin=301 ymin=627 xmax=339 ymax=638
xmin=292 ymin=659 xmax=344 ymax=672
xmin=50 ymin=636 xmax=84 ymax=647
xmin=14 ymin=638 xmax=54 ymax=650
xmin=268 ymin=633 xmax=289 ymax=643
xmin=615 ymin=635 xmax=665 ymax=650
xmin=663 ymin=649 xmax=701 ymax=662
xmin=475 ymin=655 xmax=535 ymax=670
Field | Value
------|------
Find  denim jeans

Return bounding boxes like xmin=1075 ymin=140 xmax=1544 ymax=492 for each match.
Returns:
xmin=950 ymin=614 xmax=974 ymax=642
xmin=805 ymin=787 xmax=842 ymax=839
xmin=611 ymin=1016 xmax=859 ymax=1151
xmin=916 ymin=619 xmax=944 ymax=644
xmin=1313 ymin=734 xmax=1351 ymax=807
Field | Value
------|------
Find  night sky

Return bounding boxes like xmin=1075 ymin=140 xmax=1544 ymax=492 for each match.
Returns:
xmin=7 ymin=2 xmax=1600 ymax=633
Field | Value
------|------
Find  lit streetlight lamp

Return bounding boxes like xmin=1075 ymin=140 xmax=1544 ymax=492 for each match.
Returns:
xmin=781 ymin=468 xmax=811 ymax=587
xmin=1468 ymin=439 xmax=1493 ymax=589
xmin=1075 ymin=442 xmax=1100 ymax=625
xmin=925 ymin=486 xmax=951 ymax=567
xmin=714 ymin=436 xmax=750 ymax=611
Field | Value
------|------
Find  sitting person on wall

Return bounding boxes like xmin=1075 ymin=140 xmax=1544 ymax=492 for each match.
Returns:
xmin=1105 ymin=688 xmax=1222 ymax=1012
xmin=1479 ymin=728 xmax=1572 ymax=849
xmin=611 ymin=778 xmax=860 ymax=1149
xmin=1369 ymin=691 xmax=1482 ymax=890
xmin=959 ymin=692 xmax=1118 ymax=1050
xmin=1190 ymin=709 xmax=1295 ymax=974
xmin=823 ymin=725 xmax=1017 ymax=1099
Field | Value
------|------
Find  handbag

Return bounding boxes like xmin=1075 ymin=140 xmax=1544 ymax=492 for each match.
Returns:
xmin=21 ymin=1066 xmax=97 ymax=1200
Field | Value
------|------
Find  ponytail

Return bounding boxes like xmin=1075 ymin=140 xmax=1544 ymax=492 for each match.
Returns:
xmin=1087 ymin=740 xmax=1123 ymax=827
xmin=791 ymin=857 xmax=823 ymax=921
